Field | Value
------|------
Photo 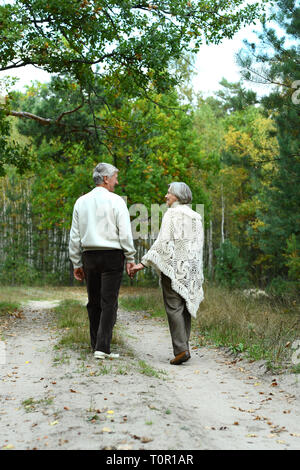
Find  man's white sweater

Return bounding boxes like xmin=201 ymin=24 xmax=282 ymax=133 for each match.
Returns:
xmin=69 ymin=186 xmax=136 ymax=268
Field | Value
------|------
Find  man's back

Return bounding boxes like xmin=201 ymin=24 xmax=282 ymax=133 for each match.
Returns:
xmin=69 ymin=186 xmax=135 ymax=269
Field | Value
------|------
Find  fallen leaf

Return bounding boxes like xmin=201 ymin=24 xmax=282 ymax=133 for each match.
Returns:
xmin=101 ymin=427 xmax=112 ymax=433
xmin=70 ymin=389 xmax=77 ymax=393
xmin=246 ymin=434 xmax=257 ymax=438
xmin=64 ymin=406 xmax=69 ymax=411
xmin=117 ymin=444 xmax=132 ymax=450
xmin=233 ymin=422 xmax=239 ymax=425
xmin=2 ymin=444 xmax=14 ymax=450
xmin=141 ymin=437 xmax=153 ymax=443
xmin=107 ymin=410 xmax=114 ymax=415
xmin=49 ymin=420 xmax=59 ymax=426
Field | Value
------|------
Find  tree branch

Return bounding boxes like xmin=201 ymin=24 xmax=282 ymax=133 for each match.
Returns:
xmin=55 ymin=99 xmax=84 ymax=123
xmin=7 ymin=109 xmax=94 ymax=135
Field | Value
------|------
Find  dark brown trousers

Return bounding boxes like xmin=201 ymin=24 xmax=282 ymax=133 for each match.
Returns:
xmin=82 ymin=250 xmax=124 ymax=354
xmin=161 ymin=273 xmax=191 ymax=356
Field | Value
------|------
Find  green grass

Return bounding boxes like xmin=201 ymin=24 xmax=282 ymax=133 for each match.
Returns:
xmin=2 ymin=282 xmax=299 ymax=374
xmin=119 ymin=291 xmax=166 ymax=319
xmin=138 ymin=359 xmax=167 ymax=379
xmin=22 ymin=396 xmax=54 ymax=413
xmin=0 ymin=301 xmax=21 ymax=317
xmin=54 ymin=299 xmax=91 ymax=351
xmin=53 ymin=299 xmax=133 ymax=361
xmin=0 ymin=285 xmax=87 ymax=303
xmin=120 ymin=284 xmax=300 ymax=372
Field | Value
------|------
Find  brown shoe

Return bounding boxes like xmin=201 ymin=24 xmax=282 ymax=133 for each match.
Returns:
xmin=170 ymin=350 xmax=190 ymax=365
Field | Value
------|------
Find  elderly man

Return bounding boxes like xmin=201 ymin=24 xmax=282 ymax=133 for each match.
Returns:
xmin=69 ymin=162 xmax=136 ymax=359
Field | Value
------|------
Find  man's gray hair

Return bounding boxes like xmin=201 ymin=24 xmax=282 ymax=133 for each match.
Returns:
xmin=93 ymin=162 xmax=118 ymax=185
xmin=168 ymin=182 xmax=193 ymax=204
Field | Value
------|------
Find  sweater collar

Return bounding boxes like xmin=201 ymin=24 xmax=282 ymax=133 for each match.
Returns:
xmin=169 ymin=201 xmax=181 ymax=209
xmin=94 ymin=186 xmax=109 ymax=192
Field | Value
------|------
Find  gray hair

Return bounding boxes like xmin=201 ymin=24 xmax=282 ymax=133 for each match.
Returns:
xmin=168 ymin=182 xmax=192 ymax=204
xmin=93 ymin=162 xmax=118 ymax=185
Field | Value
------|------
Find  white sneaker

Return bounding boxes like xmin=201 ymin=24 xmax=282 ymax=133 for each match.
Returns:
xmin=94 ymin=351 xmax=106 ymax=359
xmin=106 ymin=353 xmax=119 ymax=359
xmin=94 ymin=351 xmax=119 ymax=359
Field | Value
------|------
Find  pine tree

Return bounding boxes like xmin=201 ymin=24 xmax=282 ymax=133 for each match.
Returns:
xmin=238 ymin=0 xmax=300 ymax=286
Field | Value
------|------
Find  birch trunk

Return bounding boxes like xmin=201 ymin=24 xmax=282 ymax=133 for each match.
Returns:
xmin=221 ymin=184 xmax=225 ymax=244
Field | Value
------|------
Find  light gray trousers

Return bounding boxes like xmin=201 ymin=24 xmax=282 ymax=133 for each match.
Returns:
xmin=161 ymin=273 xmax=191 ymax=356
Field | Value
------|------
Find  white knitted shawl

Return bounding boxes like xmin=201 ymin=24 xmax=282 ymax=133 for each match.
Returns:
xmin=141 ymin=203 xmax=204 ymax=318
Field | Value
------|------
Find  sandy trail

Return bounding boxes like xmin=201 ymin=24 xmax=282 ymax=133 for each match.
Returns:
xmin=0 ymin=299 xmax=300 ymax=450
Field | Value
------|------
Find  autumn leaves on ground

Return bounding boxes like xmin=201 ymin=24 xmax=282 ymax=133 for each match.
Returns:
xmin=0 ymin=284 xmax=300 ymax=450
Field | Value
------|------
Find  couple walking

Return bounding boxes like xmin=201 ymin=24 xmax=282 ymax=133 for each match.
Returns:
xmin=69 ymin=162 xmax=204 ymax=365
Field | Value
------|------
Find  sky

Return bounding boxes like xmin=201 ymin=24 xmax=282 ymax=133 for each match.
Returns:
xmin=0 ymin=20 xmax=274 ymax=99
xmin=192 ymin=23 xmax=273 ymax=98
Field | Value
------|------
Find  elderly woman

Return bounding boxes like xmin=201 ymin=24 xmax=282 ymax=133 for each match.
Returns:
xmin=130 ymin=182 xmax=204 ymax=365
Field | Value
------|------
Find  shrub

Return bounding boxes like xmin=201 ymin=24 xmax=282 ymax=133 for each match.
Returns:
xmin=215 ymin=239 xmax=249 ymax=288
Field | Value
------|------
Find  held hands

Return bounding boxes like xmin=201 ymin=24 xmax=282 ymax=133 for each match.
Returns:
xmin=74 ymin=264 xmax=143 ymax=281
xmin=126 ymin=262 xmax=145 ymax=279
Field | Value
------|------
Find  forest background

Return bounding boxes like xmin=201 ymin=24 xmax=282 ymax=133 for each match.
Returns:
xmin=0 ymin=0 xmax=299 ymax=301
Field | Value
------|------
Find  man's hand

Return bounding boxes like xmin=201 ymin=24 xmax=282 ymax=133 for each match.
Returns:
xmin=74 ymin=267 xmax=85 ymax=282
xmin=126 ymin=262 xmax=135 ymax=278
xmin=129 ymin=263 xmax=145 ymax=278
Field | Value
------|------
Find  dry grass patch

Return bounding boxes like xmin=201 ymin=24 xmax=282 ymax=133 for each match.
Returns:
xmin=196 ymin=283 xmax=300 ymax=371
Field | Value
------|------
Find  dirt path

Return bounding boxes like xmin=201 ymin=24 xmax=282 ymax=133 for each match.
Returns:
xmin=0 ymin=300 xmax=300 ymax=450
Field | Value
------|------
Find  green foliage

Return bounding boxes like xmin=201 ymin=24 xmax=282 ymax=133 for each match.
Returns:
xmin=284 ymin=234 xmax=300 ymax=281
xmin=214 ymin=78 xmax=258 ymax=113
xmin=0 ymin=0 xmax=268 ymax=173
xmin=238 ymin=0 xmax=300 ymax=281
xmin=0 ymin=0 xmax=267 ymax=95
xmin=215 ymin=239 xmax=249 ymax=288
xmin=0 ymin=111 xmax=32 ymax=176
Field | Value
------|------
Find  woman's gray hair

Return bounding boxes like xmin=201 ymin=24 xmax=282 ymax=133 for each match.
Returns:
xmin=168 ymin=182 xmax=193 ymax=204
xmin=93 ymin=162 xmax=118 ymax=185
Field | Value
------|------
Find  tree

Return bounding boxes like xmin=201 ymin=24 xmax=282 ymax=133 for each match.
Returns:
xmin=238 ymin=0 xmax=300 ymax=285
xmin=0 ymin=0 xmax=269 ymax=173
xmin=214 ymin=78 xmax=258 ymax=113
